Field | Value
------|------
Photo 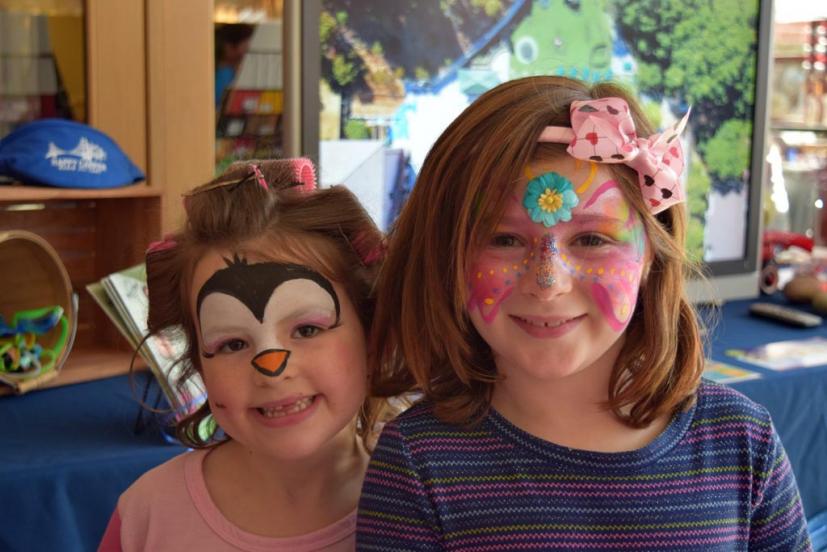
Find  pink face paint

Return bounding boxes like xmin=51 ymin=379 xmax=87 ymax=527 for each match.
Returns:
xmin=469 ymin=167 xmax=648 ymax=333
xmin=591 ymin=270 xmax=640 ymax=332
xmin=566 ymin=178 xmax=647 ymax=331
xmin=467 ymin=255 xmax=521 ymax=324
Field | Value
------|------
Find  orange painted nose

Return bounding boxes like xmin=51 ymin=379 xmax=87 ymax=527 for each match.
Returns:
xmin=252 ymin=349 xmax=290 ymax=377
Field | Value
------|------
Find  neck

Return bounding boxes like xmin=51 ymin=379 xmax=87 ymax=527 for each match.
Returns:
xmin=491 ymin=337 xmax=667 ymax=452
xmin=222 ymin=425 xmax=366 ymax=501
xmin=204 ymin=424 xmax=368 ymax=537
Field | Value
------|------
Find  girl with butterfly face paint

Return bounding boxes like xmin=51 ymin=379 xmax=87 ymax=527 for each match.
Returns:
xmin=99 ymin=159 xmax=387 ymax=551
xmin=357 ymin=77 xmax=811 ymax=550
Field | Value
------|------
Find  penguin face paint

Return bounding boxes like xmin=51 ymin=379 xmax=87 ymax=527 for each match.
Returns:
xmin=196 ymin=256 xmax=340 ymax=378
xmin=190 ymin=249 xmax=368 ymax=460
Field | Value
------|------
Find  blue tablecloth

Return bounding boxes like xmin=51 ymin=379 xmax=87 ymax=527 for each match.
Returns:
xmin=0 ymin=295 xmax=826 ymax=550
xmin=708 ymin=295 xmax=827 ymax=519
xmin=0 ymin=372 xmax=184 ymax=551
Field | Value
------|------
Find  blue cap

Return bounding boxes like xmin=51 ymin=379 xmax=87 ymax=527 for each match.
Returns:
xmin=0 ymin=119 xmax=145 ymax=189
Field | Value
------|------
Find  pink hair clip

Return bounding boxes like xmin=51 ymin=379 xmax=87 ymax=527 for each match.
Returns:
xmin=539 ymin=97 xmax=691 ymax=214
xmin=251 ymin=164 xmax=269 ymax=190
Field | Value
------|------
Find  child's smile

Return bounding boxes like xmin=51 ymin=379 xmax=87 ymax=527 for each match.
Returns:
xmin=467 ymin=156 xmax=649 ymax=383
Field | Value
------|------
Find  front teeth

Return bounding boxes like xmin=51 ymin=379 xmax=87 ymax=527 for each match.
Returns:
xmin=520 ymin=316 xmax=568 ymax=328
xmin=259 ymin=396 xmax=314 ymax=418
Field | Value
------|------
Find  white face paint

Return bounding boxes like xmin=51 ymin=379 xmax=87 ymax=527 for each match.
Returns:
xmin=199 ymin=279 xmax=339 ymax=375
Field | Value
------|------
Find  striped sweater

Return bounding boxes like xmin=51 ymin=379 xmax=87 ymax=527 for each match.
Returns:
xmin=357 ymin=382 xmax=812 ymax=551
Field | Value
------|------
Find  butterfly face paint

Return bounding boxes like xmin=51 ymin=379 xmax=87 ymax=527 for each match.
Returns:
xmin=197 ymin=257 xmax=340 ymax=377
xmin=466 ymin=156 xmax=649 ymax=383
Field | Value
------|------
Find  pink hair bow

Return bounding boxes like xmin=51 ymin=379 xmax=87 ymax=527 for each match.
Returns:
xmin=538 ymin=97 xmax=691 ymax=214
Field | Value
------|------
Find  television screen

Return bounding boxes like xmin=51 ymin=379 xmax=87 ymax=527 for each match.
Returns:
xmin=316 ymin=0 xmax=770 ymax=301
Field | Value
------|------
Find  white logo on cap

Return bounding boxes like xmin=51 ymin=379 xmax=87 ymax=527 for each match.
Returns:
xmin=45 ymin=137 xmax=108 ymax=174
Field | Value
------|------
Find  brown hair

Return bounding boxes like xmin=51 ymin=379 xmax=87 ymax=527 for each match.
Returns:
xmin=145 ymin=159 xmax=386 ymax=448
xmin=369 ymin=76 xmax=704 ymax=428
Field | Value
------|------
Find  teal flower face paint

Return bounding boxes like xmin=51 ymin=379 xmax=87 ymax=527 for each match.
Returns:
xmin=522 ymin=171 xmax=579 ymax=227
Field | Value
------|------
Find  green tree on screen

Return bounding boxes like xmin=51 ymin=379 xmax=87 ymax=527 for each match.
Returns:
xmin=611 ymin=0 xmax=758 ymax=190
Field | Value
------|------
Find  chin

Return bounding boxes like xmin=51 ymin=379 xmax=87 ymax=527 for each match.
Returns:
xmin=503 ymin=355 xmax=590 ymax=381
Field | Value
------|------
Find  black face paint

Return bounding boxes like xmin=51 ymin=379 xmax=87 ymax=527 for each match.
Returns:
xmin=196 ymin=255 xmax=341 ymax=377
xmin=197 ymin=255 xmax=340 ymax=323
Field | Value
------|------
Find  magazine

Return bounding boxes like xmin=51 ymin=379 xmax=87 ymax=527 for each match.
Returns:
xmin=726 ymin=337 xmax=827 ymax=371
xmin=87 ymin=264 xmax=205 ymax=419
xmin=702 ymin=359 xmax=761 ymax=384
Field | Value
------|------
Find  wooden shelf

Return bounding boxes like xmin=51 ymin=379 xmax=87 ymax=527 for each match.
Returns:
xmin=0 ymin=347 xmax=147 ymax=397
xmin=0 ymin=182 xmax=160 ymax=203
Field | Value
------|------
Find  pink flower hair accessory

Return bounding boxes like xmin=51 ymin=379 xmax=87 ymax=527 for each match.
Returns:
xmin=538 ymin=97 xmax=691 ymax=214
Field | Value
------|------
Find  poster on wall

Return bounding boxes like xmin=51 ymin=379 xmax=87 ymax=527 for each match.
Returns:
xmin=319 ymin=0 xmax=764 ymax=268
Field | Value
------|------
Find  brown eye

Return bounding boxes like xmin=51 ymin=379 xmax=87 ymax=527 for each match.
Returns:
xmin=218 ymin=339 xmax=248 ymax=353
xmin=575 ymin=234 xmax=610 ymax=247
xmin=491 ymin=234 xmax=522 ymax=247
xmin=293 ymin=325 xmax=322 ymax=338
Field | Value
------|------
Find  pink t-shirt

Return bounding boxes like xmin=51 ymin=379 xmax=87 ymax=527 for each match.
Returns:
xmin=98 ymin=449 xmax=355 ymax=551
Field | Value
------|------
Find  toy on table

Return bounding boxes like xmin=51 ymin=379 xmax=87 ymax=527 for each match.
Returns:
xmin=0 ymin=305 xmax=68 ymax=380
xmin=760 ymin=230 xmax=814 ymax=295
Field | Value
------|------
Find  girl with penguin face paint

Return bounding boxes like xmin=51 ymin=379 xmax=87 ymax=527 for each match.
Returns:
xmin=99 ymin=158 xmax=387 ymax=550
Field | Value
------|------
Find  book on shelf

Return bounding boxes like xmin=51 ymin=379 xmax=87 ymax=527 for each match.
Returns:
xmin=87 ymin=264 xmax=205 ymax=419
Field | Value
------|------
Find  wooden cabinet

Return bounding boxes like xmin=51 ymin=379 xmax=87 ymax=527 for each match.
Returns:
xmin=0 ymin=0 xmax=213 ymax=392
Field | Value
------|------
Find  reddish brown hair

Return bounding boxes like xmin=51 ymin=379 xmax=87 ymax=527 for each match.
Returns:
xmin=369 ymin=76 xmax=704 ymax=428
xmin=145 ymin=159 xmax=386 ymax=448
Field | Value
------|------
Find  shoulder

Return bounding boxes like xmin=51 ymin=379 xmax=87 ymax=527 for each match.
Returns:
xmin=118 ymin=450 xmax=201 ymax=523
xmin=380 ymin=399 xmax=466 ymax=440
xmin=374 ymin=399 xmax=497 ymax=470
xmin=695 ymin=380 xmax=772 ymax=423
xmin=688 ymin=381 xmax=778 ymax=460
xmin=115 ymin=450 xmax=206 ymax=548
xmin=121 ymin=451 xmax=192 ymax=504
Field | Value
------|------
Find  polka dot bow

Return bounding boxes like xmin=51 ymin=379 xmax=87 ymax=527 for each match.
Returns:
xmin=538 ymin=97 xmax=691 ymax=214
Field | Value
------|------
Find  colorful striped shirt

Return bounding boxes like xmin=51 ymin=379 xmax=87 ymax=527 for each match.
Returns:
xmin=357 ymin=381 xmax=812 ymax=551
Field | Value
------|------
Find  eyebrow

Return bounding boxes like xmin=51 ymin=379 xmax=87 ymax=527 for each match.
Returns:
xmin=496 ymin=213 xmax=625 ymax=227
